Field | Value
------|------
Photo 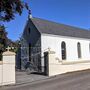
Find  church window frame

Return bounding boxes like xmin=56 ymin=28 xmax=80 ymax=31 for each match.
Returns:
xmin=77 ymin=42 xmax=81 ymax=58
xmin=29 ymin=43 xmax=31 ymax=61
xmin=89 ymin=43 xmax=90 ymax=53
xmin=61 ymin=41 xmax=66 ymax=60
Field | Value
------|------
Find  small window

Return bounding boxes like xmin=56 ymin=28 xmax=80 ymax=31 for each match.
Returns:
xmin=29 ymin=43 xmax=31 ymax=61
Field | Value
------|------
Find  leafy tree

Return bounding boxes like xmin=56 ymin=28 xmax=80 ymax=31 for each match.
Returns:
xmin=0 ymin=0 xmax=30 ymax=60
xmin=0 ymin=25 xmax=7 ymax=60
xmin=0 ymin=0 xmax=29 ymax=22
xmin=7 ymin=39 xmax=20 ymax=53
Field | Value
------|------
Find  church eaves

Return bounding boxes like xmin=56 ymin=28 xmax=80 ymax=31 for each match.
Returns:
xmin=30 ymin=17 xmax=90 ymax=39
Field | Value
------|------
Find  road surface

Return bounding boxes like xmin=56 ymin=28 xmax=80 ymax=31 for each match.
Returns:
xmin=1 ymin=70 xmax=90 ymax=90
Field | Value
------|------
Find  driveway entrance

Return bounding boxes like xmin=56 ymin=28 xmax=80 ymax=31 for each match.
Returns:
xmin=16 ymin=71 xmax=48 ymax=85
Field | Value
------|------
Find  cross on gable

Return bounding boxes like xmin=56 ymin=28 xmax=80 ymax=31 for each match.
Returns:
xmin=6 ymin=46 xmax=11 ymax=51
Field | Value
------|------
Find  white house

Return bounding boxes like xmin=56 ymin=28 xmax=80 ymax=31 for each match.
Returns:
xmin=20 ymin=16 xmax=90 ymax=75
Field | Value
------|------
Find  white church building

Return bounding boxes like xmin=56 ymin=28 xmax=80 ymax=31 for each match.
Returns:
xmin=20 ymin=17 xmax=90 ymax=76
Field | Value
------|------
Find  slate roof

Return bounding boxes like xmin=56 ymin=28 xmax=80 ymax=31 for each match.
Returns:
xmin=30 ymin=17 xmax=90 ymax=39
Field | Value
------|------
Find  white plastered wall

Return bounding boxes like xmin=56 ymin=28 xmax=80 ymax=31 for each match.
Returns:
xmin=41 ymin=34 xmax=90 ymax=61
xmin=2 ymin=56 xmax=15 ymax=85
xmin=0 ymin=51 xmax=16 ymax=86
xmin=47 ymin=51 xmax=90 ymax=76
xmin=0 ymin=62 xmax=2 ymax=85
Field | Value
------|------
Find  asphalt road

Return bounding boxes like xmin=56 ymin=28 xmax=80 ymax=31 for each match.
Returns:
xmin=1 ymin=70 xmax=90 ymax=90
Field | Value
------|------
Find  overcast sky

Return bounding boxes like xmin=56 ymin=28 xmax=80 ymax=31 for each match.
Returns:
xmin=4 ymin=0 xmax=90 ymax=41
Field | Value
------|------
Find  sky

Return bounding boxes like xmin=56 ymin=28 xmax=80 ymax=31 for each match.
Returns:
xmin=3 ymin=0 xmax=90 ymax=41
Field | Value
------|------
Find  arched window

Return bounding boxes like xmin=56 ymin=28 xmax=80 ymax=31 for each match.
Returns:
xmin=77 ymin=42 xmax=81 ymax=58
xmin=89 ymin=43 xmax=90 ymax=53
xmin=61 ymin=41 xmax=66 ymax=60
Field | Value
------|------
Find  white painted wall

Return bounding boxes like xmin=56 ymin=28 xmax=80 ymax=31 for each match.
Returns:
xmin=49 ymin=62 xmax=90 ymax=76
xmin=0 ymin=62 xmax=2 ymax=85
xmin=2 ymin=55 xmax=15 ymax=85
xmin=47 ymin=51 xmax=90 ymax=76
xmin=41 ymin=34 xmax=90 ymax=61
xmin=0 ymin=51 xmax=16 ymax=86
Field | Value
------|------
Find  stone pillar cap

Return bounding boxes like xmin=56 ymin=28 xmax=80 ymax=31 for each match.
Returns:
xmin=0 ymin=61 xmax=2 ymax=65
xmin=2 ymin=51 xmax=16 ymax=56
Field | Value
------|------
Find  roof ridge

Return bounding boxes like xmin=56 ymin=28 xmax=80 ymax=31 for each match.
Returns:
xmin=31 ymin=17 xmax=89 ymax=31
xmin=30 ymin=17 xmax=90 ymax=39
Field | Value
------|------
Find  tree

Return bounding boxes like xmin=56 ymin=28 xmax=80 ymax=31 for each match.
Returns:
xmin=7 ymin=39 xmax=20 ymax=53
xmin=0 ymin=0 xmax=29 ymax=22
xmin=0 ymin=0 xmax=30 ymax=60
xmin=0 ymin=25 xmax=7 ymax=60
